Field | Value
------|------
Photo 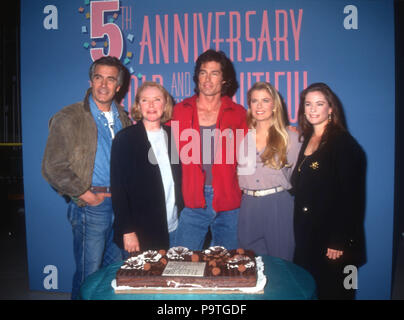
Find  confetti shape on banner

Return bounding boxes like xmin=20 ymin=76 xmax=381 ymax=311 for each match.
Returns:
xmin=81 ymin=26 xmax=87 ymax=33
xmin=129 ymin=67 xmax=135 ymax=74
xmin=83 ymin=42 xmax=90 ymax=49
xmin=127 ymin=34 xmax=134 ymax=42
xmin=85 ymin=12 xmax=90 ymax=19
xmin=136 ymin=73 xmax=143 ymax=80
xmin=91 ymin=41 xmax=96 ymax=47
xmin=84 ymin=0 xmax=90 ymax=5
xmin=113 ymin=13 xmax=119 ymax=19
xmin=108 ymin=17 xmax=114 ymax=23
xmin=104 ymin=41 xmax=108 ymax=48
xmin=78 ymin=7 xmax=84 ymax=13
xmin=126 ymin=51 xmax=133 ymax=58
xmin=123 ymin=57 xmax=130 ymax=65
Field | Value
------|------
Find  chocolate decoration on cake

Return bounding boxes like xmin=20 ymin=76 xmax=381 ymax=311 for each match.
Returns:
xmin=236 ymin=248 xmax=245 ymax=255
xmin=238 ymin=265 xmax=246 ymax=273
xmin=166 ymin=246 xmax=193 ymax=260
xmin=116 ymin=246 xmax=258 ymax=289
xmin=203 ymin=246 xmax=230 ymax=258
xmin=211 ymin=267 xmax=221 ymax=276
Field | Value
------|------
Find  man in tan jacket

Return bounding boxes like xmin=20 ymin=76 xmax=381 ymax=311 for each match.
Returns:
xmin=42 ymin=56 xmax=132 ymax=299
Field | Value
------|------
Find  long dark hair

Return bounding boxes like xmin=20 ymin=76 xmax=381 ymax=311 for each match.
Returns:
xmin=298 ymin=82 xmax=347 ymax=145
xmin=193 ymin=49 xmax=238 ymax=97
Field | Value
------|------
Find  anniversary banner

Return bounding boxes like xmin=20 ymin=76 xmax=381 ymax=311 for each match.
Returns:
xmin=20 ymin=0 xmax=395 ymax=299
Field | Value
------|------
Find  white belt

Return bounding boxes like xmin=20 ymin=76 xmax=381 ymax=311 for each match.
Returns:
xmin=242 ymin=186 xmax=284 ymax=197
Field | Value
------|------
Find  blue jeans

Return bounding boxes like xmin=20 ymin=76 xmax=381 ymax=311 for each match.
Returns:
xmin=175 ymin=185 xmax=239 ymax=250
xmin=67 ymin=197 xmax=122 ymax=300
xmin=169 ymin=229 xmax=177 ymax=248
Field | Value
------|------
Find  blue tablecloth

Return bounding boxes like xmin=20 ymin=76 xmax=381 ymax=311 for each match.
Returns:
xmin=79 ymin=255 xmax=316 ymax=300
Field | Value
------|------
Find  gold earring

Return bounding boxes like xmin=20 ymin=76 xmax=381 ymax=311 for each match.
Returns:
xmin=328 ymin=113 xmax=332 ymax=122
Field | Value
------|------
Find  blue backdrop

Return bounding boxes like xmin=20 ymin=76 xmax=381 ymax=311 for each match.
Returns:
xmin=20 ymin=0 xmax=395 ymax=299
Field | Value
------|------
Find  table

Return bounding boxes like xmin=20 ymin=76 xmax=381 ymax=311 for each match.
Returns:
xmin=79 ymin=255 xmax=316 ymax=300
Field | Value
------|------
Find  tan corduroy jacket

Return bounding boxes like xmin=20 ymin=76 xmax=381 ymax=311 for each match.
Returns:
xmin=42 ymin=89 xmax=132 ymax=207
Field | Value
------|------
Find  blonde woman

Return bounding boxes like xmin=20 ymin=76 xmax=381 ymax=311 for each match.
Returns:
xmin=111 ymin=81 xmax=183 ymax=254
xmin=237 ymin=82 xmax=301 ymax=261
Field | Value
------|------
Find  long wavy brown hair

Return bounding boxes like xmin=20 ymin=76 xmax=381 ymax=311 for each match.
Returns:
xmin=247 ymin=82 xmax=290 ymax=169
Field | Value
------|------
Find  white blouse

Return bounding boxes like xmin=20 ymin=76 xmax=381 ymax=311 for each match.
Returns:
xmin=146 ymin=128 xmax=178 ymax=233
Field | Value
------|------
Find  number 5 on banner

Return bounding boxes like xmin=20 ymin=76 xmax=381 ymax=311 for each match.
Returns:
xmin=90 ymin=0 xmax=123 ymax=61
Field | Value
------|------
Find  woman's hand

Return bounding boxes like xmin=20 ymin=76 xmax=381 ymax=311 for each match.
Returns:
xmin=123 ymin=232 xmax=140 ymax=253
xmin=326 ymin=248 xmax=343 ymax=260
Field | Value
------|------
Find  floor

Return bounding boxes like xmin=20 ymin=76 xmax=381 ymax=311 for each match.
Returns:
xmin=0 ymin=199 xmax=403 ymax=300
xmin=0 ymin=199 xmax=70 ymax=300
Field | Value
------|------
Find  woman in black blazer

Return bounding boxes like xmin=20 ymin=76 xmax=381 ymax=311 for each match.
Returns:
xmin=291 ymin=83 xmax=366 ymax=300
xmin=111 ymin=82 xmax=183 ymax=253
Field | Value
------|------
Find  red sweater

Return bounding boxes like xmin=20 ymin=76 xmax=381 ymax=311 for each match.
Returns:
xmin=170 ymin=95 xmax=248 ymax=212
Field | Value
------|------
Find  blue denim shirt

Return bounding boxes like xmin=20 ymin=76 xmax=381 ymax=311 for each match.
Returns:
xmin=89 ymin=95 xmax=123 ymax=187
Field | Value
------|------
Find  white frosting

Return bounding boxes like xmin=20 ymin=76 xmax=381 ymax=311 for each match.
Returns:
xmin=121 ymin=250 xmax=162 ymax=270
xmin=203 ymin=246 xmax=229 ymax=257
xmin=227 ymin=261 xmax=255 ymax=269
xmin=166 ymin=281 xmax=204 ymax=288
xmin=166 ymin=246 xmax=193 ymax=260
xmin=142 ymin=250 xmax=163 ymax=262
xmin=226 ymin=254 xmax=255 ymax=269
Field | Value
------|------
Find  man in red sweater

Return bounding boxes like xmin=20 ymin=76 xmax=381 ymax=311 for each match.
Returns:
xmin=171 ymin=49 xmax=248 ymax=250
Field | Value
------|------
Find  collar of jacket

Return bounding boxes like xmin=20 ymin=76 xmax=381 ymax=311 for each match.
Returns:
xmin=135 ymin=120 xmax=177 ymax=167
xmin=82 ymin=88 xmax=125 ymax=116
xmin=83 ymin=88 xmax=92 ymax=112
xmin=181 ymin=94 xmax=238 ymax=132
xmin=182 ymin=94 xmax=237 ymax=112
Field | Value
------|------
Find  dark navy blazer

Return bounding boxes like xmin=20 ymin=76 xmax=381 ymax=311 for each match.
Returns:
xmin=111 ymin=121 xmax=184 ymax=251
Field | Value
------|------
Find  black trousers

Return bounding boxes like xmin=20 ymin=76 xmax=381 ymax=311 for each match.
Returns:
xmin=294 ymin=247 xmax=357 ymax=300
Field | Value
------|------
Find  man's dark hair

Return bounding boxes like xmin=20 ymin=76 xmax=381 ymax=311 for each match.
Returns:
xmin=89 ymin=56 xmax=126 ymax=87
xmin=193 ymin=49 xmax=239 ymax=97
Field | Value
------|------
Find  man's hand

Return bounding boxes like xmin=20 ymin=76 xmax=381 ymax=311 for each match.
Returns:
xmin=78 ymin=190 xmax=111 ymax=206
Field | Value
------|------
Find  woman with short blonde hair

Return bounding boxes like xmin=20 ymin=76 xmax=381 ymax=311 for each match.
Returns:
xmin=111 ymin=81 xmax=183 ymax=254
xmin=131 ymin=81 xmax=173 ymax=123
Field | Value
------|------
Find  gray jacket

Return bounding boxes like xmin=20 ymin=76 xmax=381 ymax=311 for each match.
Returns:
xmin=42 ymin=88 xmax=132 ymax=207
